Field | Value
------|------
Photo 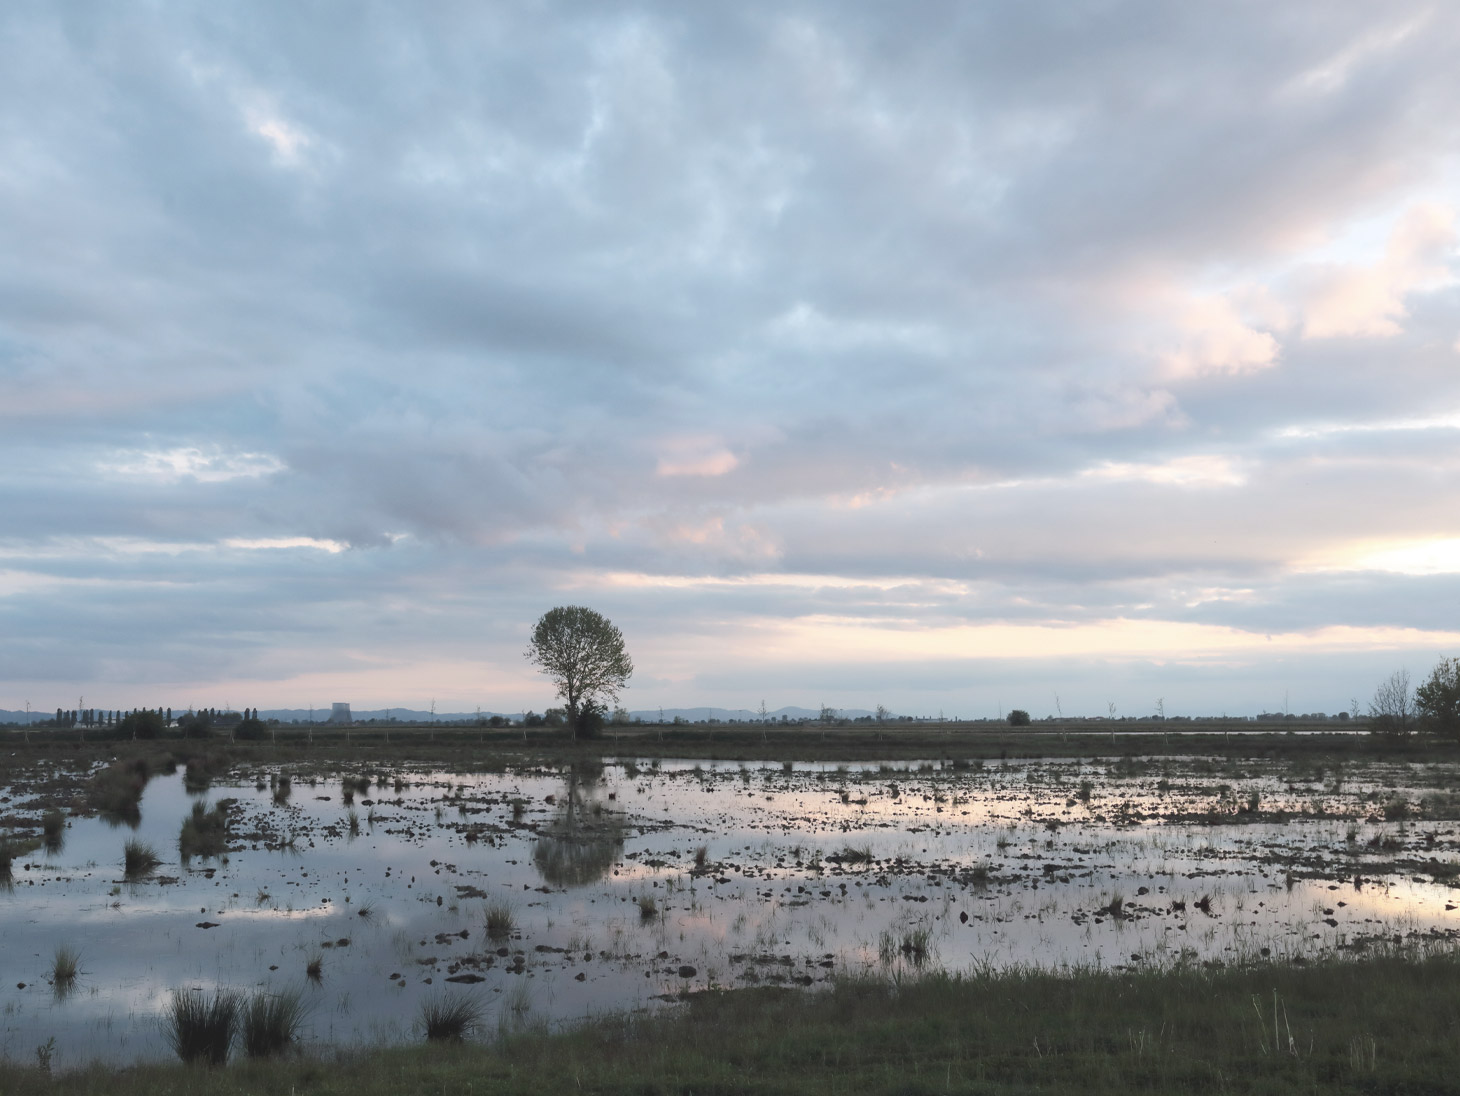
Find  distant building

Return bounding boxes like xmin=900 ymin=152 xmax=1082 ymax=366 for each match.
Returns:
xmin=328 ymin=702 xmax=352 ymax=725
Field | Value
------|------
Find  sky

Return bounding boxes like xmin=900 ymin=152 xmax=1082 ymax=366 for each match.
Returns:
xmin=3 ymin=2 xmax=1460 ymax=720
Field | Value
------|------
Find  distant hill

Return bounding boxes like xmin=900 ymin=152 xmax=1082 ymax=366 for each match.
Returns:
xmin=0 ymin=709 xmax=49 ymax=724
xmin=628 ymin=706 xmax=876 ymax=722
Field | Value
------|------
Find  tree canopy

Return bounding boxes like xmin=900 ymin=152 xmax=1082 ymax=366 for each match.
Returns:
xmin=1417 ymin=657 xmax=1460 ymax=742
xmin=525 ymin=606 xmax=633 ymax=739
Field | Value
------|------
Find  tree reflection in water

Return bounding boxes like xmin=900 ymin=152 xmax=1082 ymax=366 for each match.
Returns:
xmin=532 ymin=761 xmax=624 ymax=887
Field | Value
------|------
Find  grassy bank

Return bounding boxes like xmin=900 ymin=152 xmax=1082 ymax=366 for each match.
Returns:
xmin=5 ymin=949 xmax=1459 ymax=1094
xmin=5 ymin=719 xmax=1458 ymax=773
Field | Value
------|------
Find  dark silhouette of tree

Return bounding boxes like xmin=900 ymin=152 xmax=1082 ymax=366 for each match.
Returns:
xmin=525 ymin=606 xmax=633 ymax=740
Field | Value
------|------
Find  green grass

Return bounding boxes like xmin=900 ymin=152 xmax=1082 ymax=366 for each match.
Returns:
xmin=164 ymin=988 xmax=239 ymax=1066
xmin=7 ymin=948 xmax=1460 ymax=1093
xmin=239 ymin=990 xmax=309 ymax=1058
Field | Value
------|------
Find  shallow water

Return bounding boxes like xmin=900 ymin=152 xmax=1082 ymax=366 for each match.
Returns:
xmin=3 ymin=755 xmax=1458 ymax=1068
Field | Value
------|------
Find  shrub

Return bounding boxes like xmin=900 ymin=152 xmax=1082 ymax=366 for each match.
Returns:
xmin=1007 ymin=709 xmax=1031 ymax=726
xmin=234 ymin=716 xmax=268 ymax=741
xmin=165 ymin=989 xmax=239 ymax=1065
xmin=120 ymin=709 xmax=166 ymax=739
xmin=574 ymin=702 xmax=606 ymax=740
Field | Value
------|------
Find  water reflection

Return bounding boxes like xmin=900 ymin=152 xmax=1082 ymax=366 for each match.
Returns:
xmin=533 ymin=761 xmax=625 ymax=887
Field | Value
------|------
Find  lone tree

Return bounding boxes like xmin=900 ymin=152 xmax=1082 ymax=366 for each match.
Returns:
xmin=525 ymin=606 xmax=633 ymax=740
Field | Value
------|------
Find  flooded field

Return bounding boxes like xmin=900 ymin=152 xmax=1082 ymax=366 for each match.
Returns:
xmin=3 ymin=753 xmax=1459 ymax=1068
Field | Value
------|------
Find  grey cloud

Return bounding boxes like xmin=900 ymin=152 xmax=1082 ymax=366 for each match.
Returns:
xmin=3 ymin=2 xmax=1459 ymax=714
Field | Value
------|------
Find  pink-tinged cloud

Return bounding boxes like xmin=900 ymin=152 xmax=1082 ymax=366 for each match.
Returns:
xmin=655 ymin=442 xmax=740 ymax=477
xmin=1301 ymin=203 xmax=1457 ymax=338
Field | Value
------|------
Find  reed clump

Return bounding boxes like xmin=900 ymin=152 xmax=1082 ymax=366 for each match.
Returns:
xmin=240 ymin=990 xmax=309 ymax=1059
xmin=51 ymin=944 xmax=80 ymax=987
xmin=420 ymin=994 xmax=483 ymax=1042
xmin=165 ymin=988 xmax=239 ymax=1066
xmin=123 ymin=838 xmax=161 ymax=879
xmin=89 ymin=757 xmax=151 ymax=825
xmin=179 ymin=800 xmax=230 ymax=860
xmin=485 ymin=902 xmax=516 ymax=941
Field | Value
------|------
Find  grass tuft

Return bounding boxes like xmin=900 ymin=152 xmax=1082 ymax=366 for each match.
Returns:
xmin=485 ymin=902 xmax=516 ymax=940
xmin=240 ymin=989 xmax=309 ymax=1058
xmin=165 ymin=988 xmax=239 ymax=1066
xmin=637 ymin=894 xmax=658 ymax=921
xmin=51 ymin=944 xmax=80 ymax=989
xmin=305 ymin=954 xmax=323 ymax=982
xmin=420 ymin=994 xmax=483 ymax=1042
xmin=179 ymin=800 xmax=229 ymax=860
xmin=123 ymin=838 xmax=161 ymax=879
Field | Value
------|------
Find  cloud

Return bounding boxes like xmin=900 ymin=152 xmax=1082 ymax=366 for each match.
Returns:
xmin=1300 ymin=203 xmax=1457 ymax=338
xmin=100 ymin=447 xmax=284 ymax=484
xmin=1161 ymin=294 xmax=1280 ymax=377
xmin=1 ymin=3 xmax=1459 ymax=714
xmin=655 ymin=438 xmax=740 ymax=477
